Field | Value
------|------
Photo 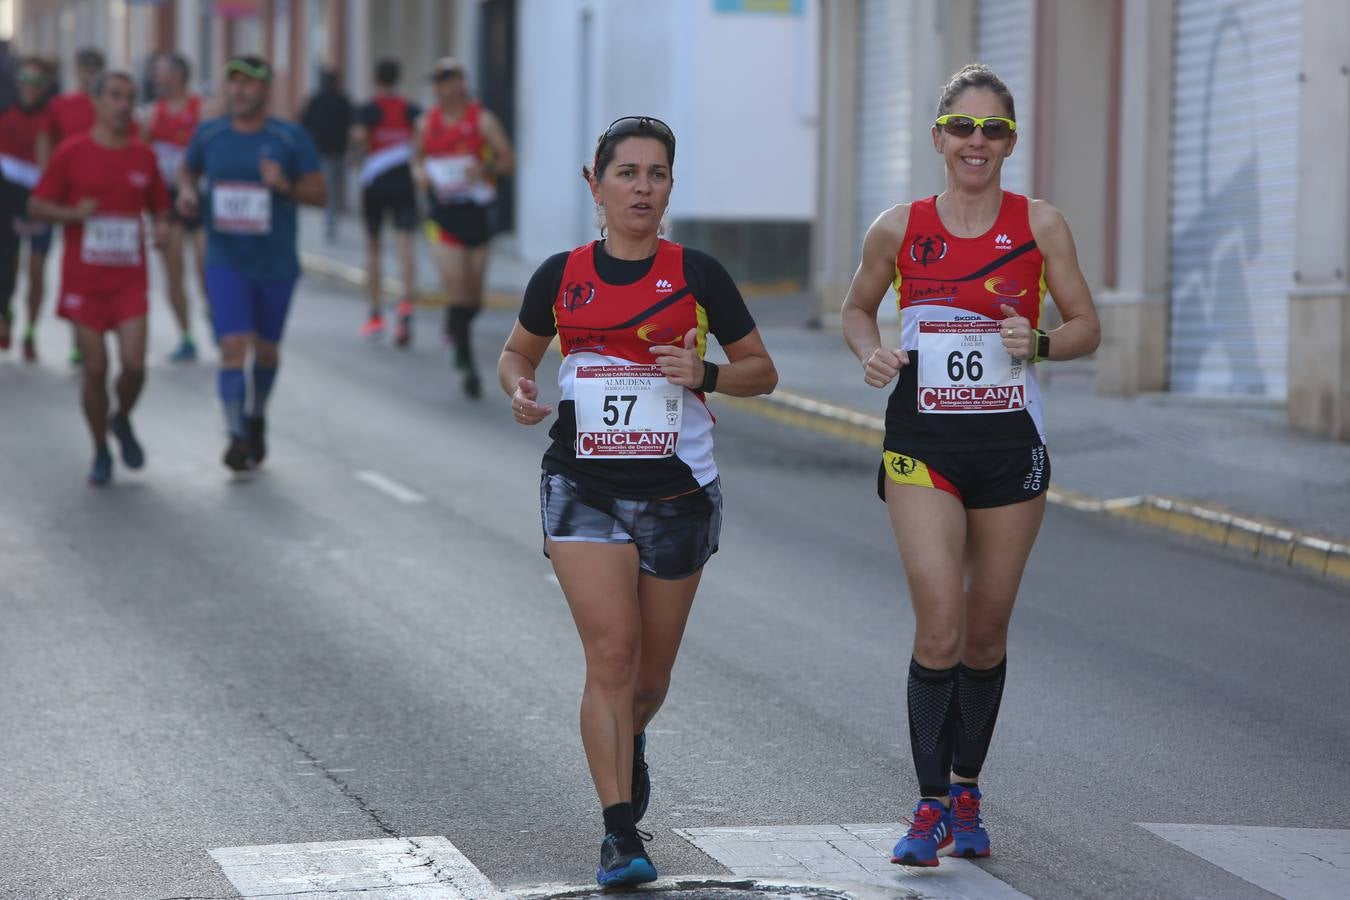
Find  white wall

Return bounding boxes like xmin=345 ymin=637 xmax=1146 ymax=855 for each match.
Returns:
xmin=515 ymin=0 xmax=818 ymax=262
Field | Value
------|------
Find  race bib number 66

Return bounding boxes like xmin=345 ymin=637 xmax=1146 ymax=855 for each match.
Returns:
xmin=574 ymin=365 xmax=683 ymax=458
xmin=917 ymin=320 xmax=1026 ymax=413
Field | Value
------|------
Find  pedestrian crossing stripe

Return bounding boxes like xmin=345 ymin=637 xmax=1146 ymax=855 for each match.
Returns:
xmin=1140 ymin=823 xmax=1350 ymax=900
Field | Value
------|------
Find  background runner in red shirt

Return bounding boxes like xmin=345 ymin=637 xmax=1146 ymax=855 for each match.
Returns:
xmin=29 ymin=70 xmax=170 ymax=486
xmin=0 ymin=56 xmax=55 ymax=359
xmin=49 ymin=47 xmax=102 ymax=147
xmin=143 ymin=51 xmax=211 ymax=362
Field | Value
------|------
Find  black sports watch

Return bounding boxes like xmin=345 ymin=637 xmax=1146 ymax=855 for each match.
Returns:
xmin=1033 ymin=330 xmax=1051 ymax=363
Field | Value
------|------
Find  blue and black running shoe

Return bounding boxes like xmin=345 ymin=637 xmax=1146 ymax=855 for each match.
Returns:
xmin=890 ymin=798 xmax=952 ymax=867
xmin=632 ymin=732 xmax=651 ymax=824
xmin=110 ymin=415 xmax=144 ymax=470
xmin=88 ymin=447 xmax=113 ymax=486
xmin=596 ymin=829 xmax=657 ymax=887
xmin=950 ymin=784 xmax=991 ymax=858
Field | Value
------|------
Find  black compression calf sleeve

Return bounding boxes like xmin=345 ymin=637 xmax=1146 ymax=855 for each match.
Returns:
xmin=952 ymin=657 xmax=1008 ymax=780
xmin=908 ymin=658 xmax=960 ymax=798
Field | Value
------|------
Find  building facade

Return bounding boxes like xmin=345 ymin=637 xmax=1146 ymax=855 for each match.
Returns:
xmin=816 ymin=0 xmax=1348 ymax=439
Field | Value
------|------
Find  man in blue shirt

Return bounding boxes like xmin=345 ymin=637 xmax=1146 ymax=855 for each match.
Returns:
xmin=176 ymin=55 xmax=325 ymax=472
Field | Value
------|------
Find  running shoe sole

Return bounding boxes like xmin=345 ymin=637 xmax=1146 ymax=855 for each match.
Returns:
xmin=596 ymin=857 xmax=658 ymax=887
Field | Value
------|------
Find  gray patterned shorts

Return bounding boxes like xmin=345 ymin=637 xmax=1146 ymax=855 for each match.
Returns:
xmin=539 ymin=473 xmax=722 ymax=580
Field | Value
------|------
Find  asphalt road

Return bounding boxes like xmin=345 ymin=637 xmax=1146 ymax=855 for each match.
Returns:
xmin=2 ymin=279 xmax=1347 ymax=899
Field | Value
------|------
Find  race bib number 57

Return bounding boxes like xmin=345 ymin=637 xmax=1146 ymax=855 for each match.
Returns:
xmin=574 ymin=365 xmax=683 ymax=458
xmin=917 ymin=320 xmax=1026 ymax=413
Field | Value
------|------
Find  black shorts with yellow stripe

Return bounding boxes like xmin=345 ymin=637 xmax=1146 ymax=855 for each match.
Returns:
xmin=877 ymin=445 xmax=1050 ymax=509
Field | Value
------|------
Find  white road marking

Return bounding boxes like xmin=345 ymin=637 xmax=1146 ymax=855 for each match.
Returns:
xmin=355 ymin=470 xmax=428 ymax=505
xmin=1140 ymin=824 xmax=1350 ymax=899
xmin=678 ymin=823 xmax=1031 ymax=899
xmin=209 ymin=836 xmax=512 ymax=899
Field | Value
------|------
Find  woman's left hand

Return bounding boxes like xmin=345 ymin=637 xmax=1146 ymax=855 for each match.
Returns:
xmin=999 ymin=303 xmax=1036 ymax=361
xmin=649 ymin=328 xmax=705 ymax=387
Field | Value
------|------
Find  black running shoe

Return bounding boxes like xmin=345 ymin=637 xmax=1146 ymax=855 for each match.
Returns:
xmin=632 ymin=732 xmax=651 ymax=824
xmin=110 ymin=414 xmax=144 ymax=470
xmin=463 ymin=369 xmax=482 ymax=399
xmin=246 ymin=416 xmax=267 ymax=466
xmin=223 ymin=436 xmax=253 ymax=473
xmin=596 ymin=829 xmax=657 ymax=887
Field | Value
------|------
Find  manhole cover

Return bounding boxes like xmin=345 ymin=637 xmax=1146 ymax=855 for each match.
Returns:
xmin=516 ymin=880 xmax=861 ymax=900
xmin=562 ymin=891 xmax=845 ymax=899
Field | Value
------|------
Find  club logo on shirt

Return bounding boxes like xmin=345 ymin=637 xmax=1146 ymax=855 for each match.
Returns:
xmin=654 ymin=278 xmax=673 ymax=294
xmin=909 ymin=235 xmax=947 ymax=267
xmin=637 ymin=324 xmax=680 ymax=344
xmin=129 ymin=171 xmax=149 ymax=187
xmin=995 ymin=233 xmax=1013 ymax=250
xmin=984 ymin=276 xmax=1027 ymax=298
xmin=562 ymin=281 xmax=596 ymax=312
xmin=889 ymin=453 xmax=920 ymax=477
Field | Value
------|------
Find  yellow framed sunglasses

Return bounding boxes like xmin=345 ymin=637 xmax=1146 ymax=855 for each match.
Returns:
xmin=934 ymin=114 xmax=1017 ymax=140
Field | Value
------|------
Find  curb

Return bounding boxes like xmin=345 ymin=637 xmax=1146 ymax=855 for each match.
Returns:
xmin=300 ymin=250 xmax=519 ymax=310
xmin=721 ymin=389 xmax=1350 ymax=586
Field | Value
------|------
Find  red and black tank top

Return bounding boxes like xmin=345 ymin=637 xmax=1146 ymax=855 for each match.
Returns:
xmin=885 ymin=191 xmax=1049 ymax=452
xmin=553 ymin=239 xmax=704 ymax=363
xmin=369 ymin=95 xmax=414 ymax=153
xmin=147 ymin=95 xmax=202 ymax=147
xmin=422 ymin=102 xmax=484 ymax=159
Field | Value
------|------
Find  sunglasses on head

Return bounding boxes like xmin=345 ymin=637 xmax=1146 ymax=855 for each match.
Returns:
xmin=598 ymin=116 xmax=675 ymax=156
xmin=935 ymin=114 xmax=1017 ymax=140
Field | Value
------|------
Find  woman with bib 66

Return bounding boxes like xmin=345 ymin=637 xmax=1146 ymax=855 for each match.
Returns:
xmin=842 ymin=64 xmax=1101 ymax=867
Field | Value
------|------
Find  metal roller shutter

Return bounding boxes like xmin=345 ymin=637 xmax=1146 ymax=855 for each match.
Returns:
xmin=976 ymin=0 xmax=1035 ymax=196
xmin=854 ymin=0 xmax=912 ymax=256
xmin=1167 ymin=0 xmax=1300 ymax=397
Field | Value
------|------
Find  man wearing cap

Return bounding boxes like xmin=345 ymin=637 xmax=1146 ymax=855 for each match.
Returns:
xmin=412 ymin=56 xmax=514 ymax=398
xmin=176 ymin=55 xmax=326 ymax=473
xmin=28 ymin=70 xmax=170 ymax=485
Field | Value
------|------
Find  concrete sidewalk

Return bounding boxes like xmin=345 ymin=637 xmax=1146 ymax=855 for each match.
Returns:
xmin=297 ymin=213 xmax=1350 ymax=584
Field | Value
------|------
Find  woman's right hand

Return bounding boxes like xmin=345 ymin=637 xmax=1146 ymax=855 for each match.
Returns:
xmin=511 ymin=376 xmax=553 ymax=426
xmin=863 ymin=347 xmax=909 ymax=388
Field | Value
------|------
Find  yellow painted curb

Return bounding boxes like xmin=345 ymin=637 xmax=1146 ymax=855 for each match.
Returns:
xmin=300 ymin=251 xmax=518 ymax=310
xmin=724 ymin=390 xmax=1350 ymax=586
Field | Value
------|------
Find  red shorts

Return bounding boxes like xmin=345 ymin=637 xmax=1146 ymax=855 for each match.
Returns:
xmin=58 ymin=288 xmax=148 ymax=333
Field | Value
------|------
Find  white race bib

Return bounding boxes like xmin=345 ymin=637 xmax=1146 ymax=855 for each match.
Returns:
xmin=212 ymin=181 xmax=271 ymax=234
xmin=424 ymin=155 xmax=474 ymax=201
xmin=574 ymin=365 xmax=683 ymax=459
xmin=80 ymin=215 xmax=142 ymax=267
xmin=917 ymin=320 xmax=1026 ymax=413
xmin=153 ymin=142 xmax=186 ymax=184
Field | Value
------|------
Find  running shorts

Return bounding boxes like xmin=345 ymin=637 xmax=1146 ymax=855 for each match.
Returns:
xmin=878 ymin=445 xmax=1050 ymax=509
xmin=58 ymin=287 xmax=148 ymax=333
xmin=168 ymin=187 xmax=203 ymax=231
xmin=540 ymin=472 xmax=722 ymax=580
xmin=362 ymin=167 xmax=417 ymax=237
xmin=206 ymin=265 xmax=298 ymax=342
xmin=426 ymin=200 xmax=489 ymax=248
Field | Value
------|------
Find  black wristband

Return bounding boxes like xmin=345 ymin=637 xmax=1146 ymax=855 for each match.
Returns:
xmin=698 ymin=360 xmax=720 ymax=393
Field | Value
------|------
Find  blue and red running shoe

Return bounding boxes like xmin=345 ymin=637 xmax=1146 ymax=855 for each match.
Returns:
xmin=950 ymin=784 xmax=991 ymax=858
xmin=890 ymin=798 xmax=952 ymax=867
